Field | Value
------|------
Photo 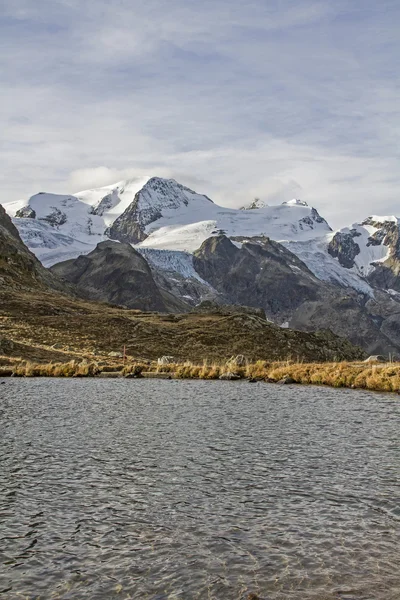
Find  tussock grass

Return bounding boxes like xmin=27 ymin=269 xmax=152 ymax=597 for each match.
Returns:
xmin=153 ymin=360 xmax=400 ymax=393
xmin=11 ymin=360 xmax=101 ymax=377
xmin=3 ymin=358 xmax=400 ymax=393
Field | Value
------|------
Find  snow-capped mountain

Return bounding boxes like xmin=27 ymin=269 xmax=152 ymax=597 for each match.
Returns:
xmin=283 ymin=214 xmax=400 ymax=295
xmin=2 ymin=176 xmax=331 ymax=265
xmin=3 ymin=174 xmax=400 ymax=299
xmin=4 ymin=176 xmax=400 ymax=357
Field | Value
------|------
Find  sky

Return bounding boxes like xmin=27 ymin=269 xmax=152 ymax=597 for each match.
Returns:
xmin=0 ymin=0 xmax=399 ymax=228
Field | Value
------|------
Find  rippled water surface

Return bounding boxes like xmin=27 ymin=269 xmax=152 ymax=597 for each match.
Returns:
xmin=0 ymin=379 xmax=399 ymax=599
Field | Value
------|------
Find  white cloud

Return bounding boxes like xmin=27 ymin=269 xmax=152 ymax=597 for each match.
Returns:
xmin=1 ymin=0 xmax=399 ymax=228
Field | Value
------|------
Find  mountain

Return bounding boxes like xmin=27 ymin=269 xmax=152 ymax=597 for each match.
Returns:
xmin=3 ymin=175 xmax=400 ymax=357
xmin=50 ymin=240 xmax=188 ymax=312
xmin=2 ymin=177 xmax=331 ymax=265
xmin=191 ymin=234 xmax=400 ymax=356
xmin=0 ymin=206 xmax=366 ymax=364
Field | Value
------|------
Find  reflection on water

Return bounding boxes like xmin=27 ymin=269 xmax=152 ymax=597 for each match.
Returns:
xmin=0 ymin=379 xmax=399 ymax=599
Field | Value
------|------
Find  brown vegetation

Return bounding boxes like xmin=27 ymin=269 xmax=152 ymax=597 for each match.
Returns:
xmin=1 ymin=285 xmax=364 ymax=367
xmin=2 ymin=357 xmax=400 ymax=393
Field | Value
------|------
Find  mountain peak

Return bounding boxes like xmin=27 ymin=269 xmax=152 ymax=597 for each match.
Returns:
xmin=282 ymin=199 xmax=308 ymax=207
xmin=240 ymin=198 xmax=268 ymax=210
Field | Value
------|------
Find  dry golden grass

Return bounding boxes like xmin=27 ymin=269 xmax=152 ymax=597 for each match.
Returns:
xmin=154 ymin=360 xmax=400 ymax=392
xmin=11 ymin=360 xmax=101 ymax=377
xmin=3 ymin=357 xmax=400 ymax=393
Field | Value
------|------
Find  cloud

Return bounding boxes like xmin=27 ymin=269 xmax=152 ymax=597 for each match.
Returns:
xmin=1 ymin=0 xmax=400 ymax=228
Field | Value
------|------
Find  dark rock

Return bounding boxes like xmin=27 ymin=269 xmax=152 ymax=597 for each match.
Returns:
xmin=328 ymin=231 xmax=360 ymax=269
xmin=125 ymin=365 xmax=144 ymax=378
xmin=193 ymin=235 xmax=320 ymax=320
xmin=15 ymin=205 xmax=36 ymax=219
xmin=0 ymin=338 xmax=14 ymax=355
xmin=277 ymin=376 xmax=297 ymax=384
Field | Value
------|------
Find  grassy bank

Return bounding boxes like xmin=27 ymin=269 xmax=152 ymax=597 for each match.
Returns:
xmin=157 ymin=360 xmax=400 ymax=393
xmin=1 ymin=359 xmax=400 ymax=393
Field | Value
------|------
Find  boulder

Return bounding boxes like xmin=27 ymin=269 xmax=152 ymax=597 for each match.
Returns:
xmin=0 ymin=338 xmax=14 ymax=355
xmin=219 ymin=372 xmax=242 ymax=380
xmin=108 ymin=351 xmax=124 ymax=358
xmin=364 ymin=355 xmax=387 ymax=363
xmin=277 ymin=376 xmax=297 ymax=385
xmin=157 ymin=356 xmax=176 ymax=365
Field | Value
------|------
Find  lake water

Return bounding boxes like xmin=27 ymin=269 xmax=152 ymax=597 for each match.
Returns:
xmin=0 ymin=379 xmax=399 ymax=600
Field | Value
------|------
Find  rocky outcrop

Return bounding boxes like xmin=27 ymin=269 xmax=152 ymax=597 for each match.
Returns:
xmin=328 ymin=231 xmax=361 ymax=268
xmin=192 ymin=234 xmax=400 ymax=357
xmin=364 ymin=355 xmax=386 ymax=363
xmin=107 ymin=177 xmax=214 ymax=244
xmin=157 ymin=356 xmax=176 ymax=365
xmin=366 ymin=221 xmax=400 ymax=291
xmin=50 ymin=241 xmax=189 ymax=312
xmin=15 ymin=205 xmax=36 ymax=219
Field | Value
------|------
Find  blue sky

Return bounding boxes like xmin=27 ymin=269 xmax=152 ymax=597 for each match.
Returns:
xmin=1 ymin=0 xmax=399 ymax=227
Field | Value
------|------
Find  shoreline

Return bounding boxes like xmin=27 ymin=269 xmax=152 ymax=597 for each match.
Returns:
xmin=1 ymin=360 xmax=400 ymax=394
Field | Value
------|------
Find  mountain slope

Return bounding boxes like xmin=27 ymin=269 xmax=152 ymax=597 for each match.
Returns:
xmin=193 ymin=235 xmax=321 ymax=321
xmin=190 ymin=234 xmax=400 ymax=356
xmin=50 ymin=241 xmax=188 ymax=312
xmin=0 ymin=204 xmax=67 ymax=292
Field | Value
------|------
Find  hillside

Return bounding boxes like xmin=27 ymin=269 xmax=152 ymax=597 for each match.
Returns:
xmin=1 ymin=290 xmax=365 ymax=364
xmin=0 ymin=204 xmax=365 ymax=364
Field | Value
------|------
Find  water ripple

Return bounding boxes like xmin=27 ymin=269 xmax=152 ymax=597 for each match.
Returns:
xmin=0 ymin=379 xmax=399 ymax=599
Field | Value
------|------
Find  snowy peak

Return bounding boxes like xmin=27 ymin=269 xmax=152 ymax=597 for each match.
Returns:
xmin=325 ymin=215 xmax=400 ymax=285
xmin=240 ymin=198 xmax=268 ymax=210
xmin=3 ymin=175 xmax=332 ymax=264
xmin=362 ymin=215 xmax=399 ymax=227
xmin=107 ymin=177 xmax=217 ymax=245
xmin=75 ymin=176 xmax=151 ymax=227
xmin=283 ymin=198 xmax=308 ymax=207
xmin=135 ymin=177 xmax=215 ymax=229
